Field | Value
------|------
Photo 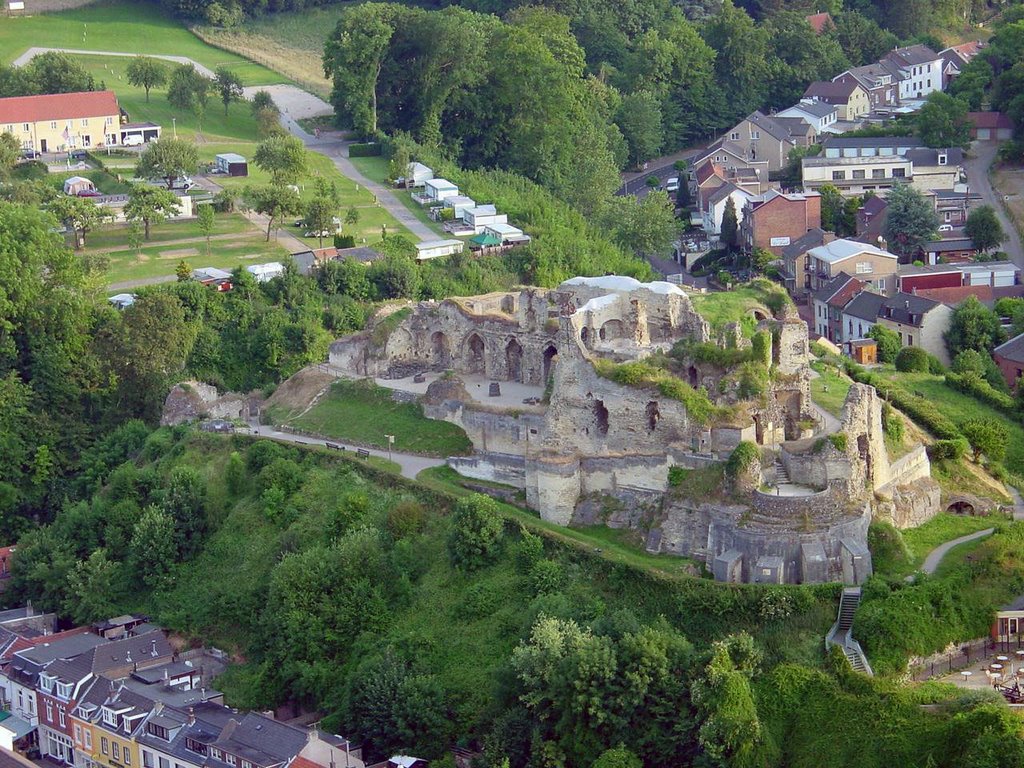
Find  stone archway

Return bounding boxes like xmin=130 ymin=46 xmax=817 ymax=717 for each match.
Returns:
xmin=599 ymin=319 xmax=624 ymax=341
xmin=466 ymin=333 xmax=486 ymax=375
xmin=431 ymin=331 xmax=451 ymax=367
xmin=947 ymin=500 xmax=977 ymax=515
xmin=505 ymin=338 xmax=524 ymax=382
xmin=543 ymin=344 xmax=558 ymax=382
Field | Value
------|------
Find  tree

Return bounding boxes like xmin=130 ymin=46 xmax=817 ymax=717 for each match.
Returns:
xmin=883 ymin=183 xmax=940 ymax=260
xmin=720 ymin=196 xmax=739 ymax=251
xmin=196 ymin=203 xmax=215 ymax=255
xmin=126 ymin=220 xmax=144 ymax=253
xmin=447 ymin=493 xmax=503 ymax=570
xmin=593 ymin=747 xmax=643 ymax=768
xmin=318 ymin=257 xmax=373 ymax=299
xmin=65 ymin=549 xmax=119 ymax=624
xmin=367 ymin=253 xmax=419 ymax=299
xmin=162 ymin=465 xmax=207 ymax=558
xmin=961 ymin=419 xmax=1009 ymax=463
xmin=305 ymin=179 xmax=339 ymax=248
xmin=135 ymin=137 xmax=199 ymax=190
xmin=916 ymin=92 xmax=972 ymax=150
xmin=323 ymin=3 xmax=398 ymax=135
xmin=255 ymin=106 xmax=285 ymax=138
xmin=616 ymin=90 xmax=663 ymax=168
xmin=0 ymin=132 xmax=19 ymax=178
xmin=126 ymin=57 xmax=167 ymax=103
xmin=24 ymin=51 xmax=94 ymax=95
xmin=833 ymin=11 xmax=898 ymax=67
xmin=946 ymin=295 xmax=1005 ymax=358
xmin=345 ymin=206 xmax=360 ymax=227
xmin=129 ymin=505 xmax=177 ymax=589
xmin=868 ymin=324 xmax=900 ymax=364
xmin=253 ymin=134 xmax=308 ymax=185
xmin=251 ymin=89 xmax=276 ymax=114
xmin=124 ymin=184 xmax=180 ymax=240
xmin=702 ymin=0 xmax=770 ymax=122
xmin=176 ymin=259 xmax=192 ymax=282
xmin=895 ymin=346 xmax=930 ymax=373
xmin=166 ymin=64 xmax=210 ymax=130
xmin=214 ymin=66 xmax=244 ymax=115
xmin=965 ymin=206 xmax=1006 ymax=254
xmin=602 ymin=191 xmax=678 ymax=260
xmin=46 ymin=195 xmax=109 ymax=249
xmin=245 ymin=184 xmax=303 ymax=241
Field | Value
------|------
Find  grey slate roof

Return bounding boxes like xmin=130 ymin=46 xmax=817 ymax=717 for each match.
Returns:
xmin=820 ymin=136 xmax=924 ymax=151
xmin=994 ymin=331 xmax=1024 ymax=364
xmin=813 ymin=272 xmax=856 ymax=304
xmin=842 ymin=291 xmax=886 ymax=322
xmin=782 ymin=228 xmax=828 ymax=260
xmin=879 ymin=292 xmax=942 ymax=327
xmin=886 ymin=44 xmax=940 ymax=67
xmin=906 ymin=147 xmax=964 ymax=167
xmin=789 ymin=101 xmax=837 ymax=119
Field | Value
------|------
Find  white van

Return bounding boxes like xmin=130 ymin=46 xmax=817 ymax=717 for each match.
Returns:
xmin=122 ymin=135 xmax=144 ymax=147
xmin=665 ymin=177 xmax=680 ymax=193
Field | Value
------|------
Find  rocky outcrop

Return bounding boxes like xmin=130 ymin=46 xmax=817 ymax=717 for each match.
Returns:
xmin=875 ymin=478 xmax=943 ymax=529
xmin=161 ymin=381 xmax=247 ymax=426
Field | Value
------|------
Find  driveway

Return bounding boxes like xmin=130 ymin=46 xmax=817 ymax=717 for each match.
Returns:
xmin=963 ymin=141 xmax=1024 ymax=266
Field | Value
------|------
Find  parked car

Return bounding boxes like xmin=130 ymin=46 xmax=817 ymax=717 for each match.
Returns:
xmin=665 ymin=177 xmax=680 ymax=193
xmin=148 ymin=176 xmax=193 ymax=191
xmin=938 ymin=224 xmax=954 ymax=232
xmin=305 ymin=229 xmax=332 ymax=238
xmin=69 ymin=149 xmax=88 ymax=160
xmin=20 ymin=149 xmax=41 ymax=160
xmin=122 ymin=135 xmax=144 ymax=147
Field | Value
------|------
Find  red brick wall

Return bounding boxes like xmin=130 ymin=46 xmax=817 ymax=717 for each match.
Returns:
xmin=995 ymin=353 xmax=1024 ymax=390
xmin=900 ymin=272 xmax=961 ymax=291
xmin=750 ymin=196 xmax=822 ymax=256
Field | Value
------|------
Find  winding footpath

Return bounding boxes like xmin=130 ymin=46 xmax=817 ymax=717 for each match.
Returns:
xmin=908 ymin=527 xmax=996 ymax=583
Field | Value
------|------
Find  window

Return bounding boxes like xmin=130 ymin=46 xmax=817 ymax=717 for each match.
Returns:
xmin=184 ymin=738 xmax=208 ymax=755
xmin=751 ymin=131 xmax=760 ymax=139
xmin=159 ymin=756 xmax=170 ymax=768
xmin=74 ymin=725 xmax=82 ymax=743
xmin=59 ymin=709 xmax=65 ymax=728
xmin=125 ymin=749 xmax=132 ymax=765
xmin=852 ymin=169 xmax=865 ymax=179
xmin=105 ymin=116 xmax=113 ymax=125
xmin=729 ymin=132 xmax=739 ymax=141
xmin=907 ymin=335 xmax=913 ymax=346
xmin=17 ymin=690 xmax=23 ymax=708
xmin=146 ymin=723 xmax=169 ymax=740
xmin=56 ymin=682 xmax=71 ymax=700
xmin=50 ymin=121 xmax=57 ymax=130
xmin=832 ymin=170 xmax=846 ymax=181
xmin=113 ymin=743 xmax=121 ymax=761
xmin=143 ymin=750 xmax=154 ymax=768
xmin=85 ymin=731 xmax=92 ymax=750
xmin=81 ymin=118 xmax=89 ymax=127
xmin=102 ymin=707 xmax=118 ymax=727
xmin=102 ymin=737 xmax=109 ymax=755
xmin=855 ymin=262 xmax=873 ymax=274
xmin=938 ymin=154 xmax=947 ymax=165
xmin=45 ymin=701 xmax=53 ymax=721
xmin=40 ymin=674 xmax=55 ymax=693
xmin=892 ymin=168 xmax=906 ymax=178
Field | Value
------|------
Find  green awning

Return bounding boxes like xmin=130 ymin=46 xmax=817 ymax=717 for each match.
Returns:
xmin=469 ymin=233 xmax=502 ymax=247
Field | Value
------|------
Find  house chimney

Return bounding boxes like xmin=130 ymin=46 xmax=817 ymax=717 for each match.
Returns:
xmin=126 ymin=651 xmax=132 ymax=665
xmin=151 ymin=640 xmax=158 ymax=657
xmin=905 ymin=300 xmax=910 ymax=309
xmin=187 ymin=706 xmax=195 ymax=726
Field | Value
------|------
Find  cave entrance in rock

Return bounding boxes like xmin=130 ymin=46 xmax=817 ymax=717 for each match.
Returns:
xmin=947 ymin=501 xmax=976 ymax=515
xmin=466 ymin=333 xmax=486 ymax=375
xmin=687 ymin=365 xmax=699 ymax=387
xmin=431 ymin=331 xmax=450 ymax=366
xmin=646 ymin=401 xmax=660 ymax=432
xmin=543 ymin=344 xmax=558 ymax=382
xmin=505 ymin=338 xmax=524 ymax=382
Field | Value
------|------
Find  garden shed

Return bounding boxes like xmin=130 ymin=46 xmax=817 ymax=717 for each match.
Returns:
xmin=215 ymin=153 xmax=248 ymax=177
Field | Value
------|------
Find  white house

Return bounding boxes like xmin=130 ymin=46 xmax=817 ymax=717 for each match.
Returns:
xmin=414 ymin=239 xmax=464 ymax=261
xmin=807 ymin=238 xmax=899 ymax=293
xmin=882 ymin=45 xmax=944 ymax=101
xmin=423 ymin=178 xmax=458 ymax=203
xmin=777 ymin=100 xmax=839 ymax=133
xmin=406 ymin=161 xmax=434 ymax=187
xmin=443 ymin=195 xmax=476 ymax=218
xmin=462 ymin=204 xmax=507 ymax=233
xmin=246 ymin=262 xmax=285 ymax=283
xmin=701 ymin=182 xmax=753 ymax=235
xmin=484 ymin=222 xmax=529 ymax=245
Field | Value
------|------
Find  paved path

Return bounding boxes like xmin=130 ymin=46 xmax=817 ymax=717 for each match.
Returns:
xmin=618 ymin=148 xmax=702 ymax=197
xmin=1008 ymin=485 xmax=1024 ymax=522
xmin=242 ymin=423 xmax=445 ymax=480
xmin=964 ymin=141 xmax=1024 ymax=266
xmin=919 ymin=527 xmax=995 ymax=576
xmin=277 ymin=112 xmax=437 ymax=241
xmin=13 ymin=47 xmax=220 ymax=77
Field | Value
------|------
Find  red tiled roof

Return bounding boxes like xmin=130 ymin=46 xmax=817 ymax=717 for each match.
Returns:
xmin=806 ymin=12 xmax=833 ymax=34
xmin=290 ymin=758 xmax=321 ymax=768
xmin=968 ymin=111 xmax=1014 ymax=130
xmin=695 ymin=160 xmax=724 ymax=186
xmin=952 ymin=41 xmax=984 ymax=58
xmin=0 ymin=91 xmax=119 ymax=125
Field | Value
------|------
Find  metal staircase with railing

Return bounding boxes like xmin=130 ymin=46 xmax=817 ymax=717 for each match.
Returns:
xmin=826 ymin=587 xmax=873 ymax=675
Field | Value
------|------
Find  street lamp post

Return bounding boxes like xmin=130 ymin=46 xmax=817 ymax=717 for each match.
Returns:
xmin=172 ymin=117 xmax=177 ymax=139
xmin=385 ymin=434 xmax=395 ymax=463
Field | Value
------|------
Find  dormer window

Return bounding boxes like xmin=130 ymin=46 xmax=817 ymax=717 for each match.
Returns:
xmin=56 ymin=682 xmax=72 ymax=701
xmin=102 ymin=706 xmax=118 ymax=727
xmin=39 ymin=674 xmax=56 ymax=693
xmin=938 ymin=153 xmax=947 ymax=165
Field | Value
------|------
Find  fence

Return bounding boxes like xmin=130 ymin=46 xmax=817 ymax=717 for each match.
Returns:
xmin=910 ymin=635 xmax=1024 ymax=681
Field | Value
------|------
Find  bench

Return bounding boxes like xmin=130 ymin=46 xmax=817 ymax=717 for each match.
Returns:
xmin=356 ymin=448 xmax=371 ymax=460
xmin=325 ymin=442 xmax=344 ymax=451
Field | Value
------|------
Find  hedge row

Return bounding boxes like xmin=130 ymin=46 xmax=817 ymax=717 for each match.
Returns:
xmin=945 ymin=372 xmax=1017 ymax=415
xmin=349 ymin=142 xmax=382 ymax=157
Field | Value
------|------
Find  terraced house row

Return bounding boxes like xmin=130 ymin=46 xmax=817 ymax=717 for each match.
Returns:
xmin=0 ymin=612 xmax=369 ymax=768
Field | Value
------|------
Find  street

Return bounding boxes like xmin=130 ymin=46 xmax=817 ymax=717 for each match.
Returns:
xmin=617 ymin=148 xmax=701 ymax=198
xmin=962 ymin=141 xmax=1023 ymax=266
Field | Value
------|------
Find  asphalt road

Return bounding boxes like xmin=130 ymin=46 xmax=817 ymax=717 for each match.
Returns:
xmin=964 ymin=141 xmax=1024 ymax=266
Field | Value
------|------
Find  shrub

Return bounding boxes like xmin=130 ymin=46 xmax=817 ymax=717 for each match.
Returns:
xmin=447 ymin=493 xmax=504 ymax=571
xmin=828 ymin=432 xmax=848 ymax=452
xmin=810 ymin=341 xmax=829 ymax=358
xmin=928 ymin=438 xmax=969 ymax=461
xmin=334 ymin=234 xmax=356 ymax=249
xmin=945 ymin=372 xmax=1017 ymax=415
xmin=882 ymin=402 xmax=904 ymax=444
xmin=668 ymin=466 xmax=687 ymax=487
xmin=927 ymin=355 xmax=945 ymax=375
xmin=725 ymin=441 xmax=760 ymax=479
xmin=349 ymin=142 xmax=382 ymax=157
xmin=386 ymin=500 xmax=426 ymax=539
xmin=895 ymin=347 xmax=930 ymax=373
xmin=751 ymin=331 xmax=772 ymax=367
xmin=592 ymin=359 xmax=721 ymax=424
xmin=961 ymin=419 xmax=1009 ymax=463
xmin=867 ymin=325 xmax=900 ymax=363
xmin=529 ymin=559 xmax=566 ymax=595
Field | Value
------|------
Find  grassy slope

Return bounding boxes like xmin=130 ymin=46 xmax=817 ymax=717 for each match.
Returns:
xmin=809 ymin=360 xmax=852 ymax=417
xmin=272 ymin=379 xmax=474 ymax=456
xmin=689 ymin=281 xmax=785 ymax=335
xmin=348 ymin=156 xmax=448 ymax=238
xmin=0 ymin=1 xmax=280 ymax=85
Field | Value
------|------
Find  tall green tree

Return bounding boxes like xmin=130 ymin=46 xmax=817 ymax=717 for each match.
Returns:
xmin=447 ymin=493 xmax=503 ymax=570
xmin=964 ymin=205 xmax=1006 ymax=254
xmin=196 ymin=202 xmax=215 ymax=255
xmin=166 ymin=63 xmax=210 ymax=129
xmin=253 ymin=134 xmax=308 ymax=186
xmin=720 ymin=196 xmax=739 ymax=251
xmin=126 ymin=57 xmax=168 ymax=103
xmin=832 ymin=11 xmax=898 ymax=67
xmin=945 ymin=295 xmax=1005 ymax=358
xmin=245 ymin=184 xmax=303 ymax=241
xmin=135 ymin=137 xmax=199 ymax=190
xmin=129 ymin=505 xmax=177 ymax=589
xmin=46 ymin=194 xmax=109 ymax=249
xmin=65 ymin=549 xmax=119 ymax=623
xmin=702 ymin=0 xmax=770 ymax=122
xmin=305 ymin=177 xmax=340 ymax=248
xmin=214 ymin=66 xmax=244 ymax=115
xmin=882 ymin=183 xmax=939 ymax=260
xmin=602 ymin=191 xmax=678 ymax=259
xmin=24 ymin=51 xmax=94 ymax=95
xmin=616 ymin=90 xmax=663 ymax=168
xmin=124 ymin=184 xmax=181 ymax=240
xmin=916 ymin=92 xmax=972 ymax=150
xmin=0 ymin=132 xmax=19 ymax=178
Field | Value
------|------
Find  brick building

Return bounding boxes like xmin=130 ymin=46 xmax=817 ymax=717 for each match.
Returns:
xmin=742 ymin=190 xmax=822 ymax=257
xmin=993 ymin=333 xmax=1024 ymax=390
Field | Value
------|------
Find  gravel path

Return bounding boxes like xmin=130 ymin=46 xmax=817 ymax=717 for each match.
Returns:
xmin=919 ymin=527 xmax=995 ymax=576
xmin=963 ymin=141 xmax=1024 ymax=266
xmin=13 ymin=47 xmax=220 ymax=77
xmin=242 ymin=423 xmax=445 ymax=481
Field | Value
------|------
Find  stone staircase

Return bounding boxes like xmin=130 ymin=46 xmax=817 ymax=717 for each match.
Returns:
xmin=774 ymin=458 xmax=790 ymax=485
xmin=826 ymin=587 xmax=873 ymax=675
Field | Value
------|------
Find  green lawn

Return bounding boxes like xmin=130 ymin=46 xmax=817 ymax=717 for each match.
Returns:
xmin=690 ymin=280 xmax=785 ymax=335
xmin=349 ymin=155 xmax=447 ymax=238
xmin=86 ymin=212 xmax=252 ymax=251
xmin=901 ymin=513 xmax=998 ymax=571
xmin=0 ymin=1 xmax=281 ymax=86
xmin=277 ymin=379 xmax=474 ymax=457
xmin=871 ymin=366 xmax=1024 ymax=477
xmin=104 ymin=233 xmax=289 ymax=285
xmin=809 ymin=360 xmax=852 ymax=417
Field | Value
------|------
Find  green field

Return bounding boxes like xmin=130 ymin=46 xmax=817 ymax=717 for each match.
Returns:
xmin=0 ymin=1 xmax=281 ymax=86
xmin=273 ymin=379 xmax=474 ymax=457
xmin=809 ymin=360 xmax=852 ymax=417
xmin=86 ymin=212 xmax=252 ymax=251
